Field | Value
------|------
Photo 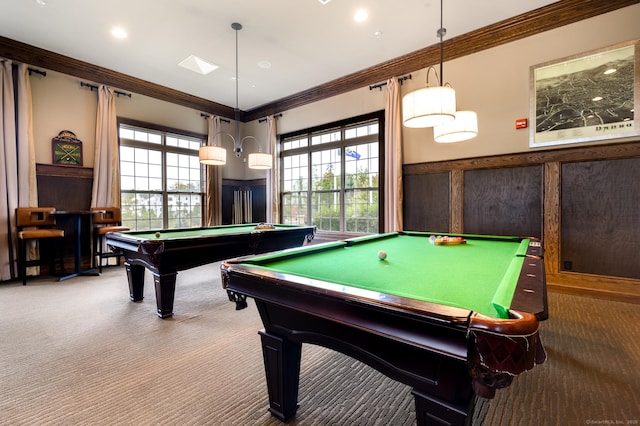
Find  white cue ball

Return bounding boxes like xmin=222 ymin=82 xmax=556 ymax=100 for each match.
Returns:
xmin=377 ymin=250 xmax=387 ymax=260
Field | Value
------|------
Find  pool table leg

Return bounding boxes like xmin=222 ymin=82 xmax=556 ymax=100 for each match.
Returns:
xmin=152 ymin=272 xmax=177 ymax=319
xmin=259 ymin=330 xmax=302 ymax=422
xmin=125 ymin=262 xmax=145 ymax=302
xmin=412 ymin=388 xmax=477 ymax=426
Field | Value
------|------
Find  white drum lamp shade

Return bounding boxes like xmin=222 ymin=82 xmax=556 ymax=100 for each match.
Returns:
xmin=402 ymin=86 xmax=456 ymax=128
xmin=199 ymin=145 xmax=227 ymax=165
xmin=248 ymin=152 xmax=273 ymax=170
xmin=433 ymin=111 xmax=478 ymax=143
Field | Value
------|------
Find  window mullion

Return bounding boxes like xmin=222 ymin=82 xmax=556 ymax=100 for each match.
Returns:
xmin=339 ymin=130 xmax=346 ymax=233
xmin=307 ymin=151 xmax=312 ymax=225
xmin=161 ymin=145 xmax=168 ymax=229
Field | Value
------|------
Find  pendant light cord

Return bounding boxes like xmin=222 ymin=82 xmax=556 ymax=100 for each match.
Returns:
xmin=438 ymin=0 xmax=445 ymax=87
xmin=235 ymin=25 xmax=239 ymax=115
xmin=232 ymin=22 xmax=242 ymax=141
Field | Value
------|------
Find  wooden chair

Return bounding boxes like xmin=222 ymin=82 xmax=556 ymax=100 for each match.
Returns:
xmin=92 ymin=207 xmax=130 ymax=272
xmin=16 ymin=207 xmax=65 ymax=285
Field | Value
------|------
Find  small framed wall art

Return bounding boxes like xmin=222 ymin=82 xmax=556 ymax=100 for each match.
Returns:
xmin=52 ymin=130 xmax=83 ymax=166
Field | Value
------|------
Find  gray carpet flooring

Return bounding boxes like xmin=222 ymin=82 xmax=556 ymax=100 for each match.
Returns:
xmin=1 ymin=264 xmax=639 ymax=425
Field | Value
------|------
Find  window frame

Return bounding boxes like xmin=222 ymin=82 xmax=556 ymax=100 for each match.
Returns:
xmin=117 ymin=117 xmax=207 ymax=231
xmin=279 ymin=111 xmax=385 ymax=234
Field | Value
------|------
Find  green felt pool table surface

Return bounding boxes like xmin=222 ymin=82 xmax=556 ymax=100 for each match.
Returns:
xmin=238 ymin=232 xmax=537 ymax=319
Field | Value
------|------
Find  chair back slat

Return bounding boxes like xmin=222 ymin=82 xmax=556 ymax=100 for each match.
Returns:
xmin=92 ymin=207 xmax=122 ymax=225
xmin=16 ymin=207 xmax=57 ymax=228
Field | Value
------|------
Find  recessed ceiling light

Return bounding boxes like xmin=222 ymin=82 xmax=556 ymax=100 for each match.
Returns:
xmin=111 ymin=27 xmax=128 ymax=39
xmin=318 ymin=0 xmax=331 ymax=4
xmin=373 ymin=31 xmax=383 ymax=38
xmin=34 ymin=0 xmax=46 ymax=7
xmin=258 ymin=60 xmax=272 ymax=69
xmin=178 ymin=55 xmax=219 ymax=75
xmin=354 ymin=10 xmax=368 ymax=22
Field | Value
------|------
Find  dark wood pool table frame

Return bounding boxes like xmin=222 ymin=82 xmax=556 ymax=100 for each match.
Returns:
xmin=220 ymin=233 xmax=547 ymax=426
xmin=105 ymin=224 xmax=315 ymax=318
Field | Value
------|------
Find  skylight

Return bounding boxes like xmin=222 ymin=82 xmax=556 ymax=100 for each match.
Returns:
xmin=178 ymin=55 xmax=219 ymax=75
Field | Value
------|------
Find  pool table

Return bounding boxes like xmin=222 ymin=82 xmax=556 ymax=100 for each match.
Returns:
xmin=220 ymin=231 xmax=547 ymax=426
xmin=105 ymin=223 xmax=315 ymax=318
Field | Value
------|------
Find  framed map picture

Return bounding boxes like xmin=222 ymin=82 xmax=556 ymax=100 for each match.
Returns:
xmin=529 ymin=39 xmax=640 ymax=148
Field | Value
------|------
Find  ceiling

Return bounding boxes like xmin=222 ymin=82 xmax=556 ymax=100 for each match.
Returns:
xmin=0 ymin=0 xmax=560 ymax=111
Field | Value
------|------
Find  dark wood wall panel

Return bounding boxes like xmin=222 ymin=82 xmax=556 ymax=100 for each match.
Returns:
xmin=36 ymin=163 xmax=94 ymax=210
xmin=36 ymin=175 xmax=93 ymax=211
xmin=463 ymin=166 xmax=543 ymax=238
xmin=561 ymin=158 xmax=640 ymax=279
xmin=403 ymin=173 xmax=450 ymax=232
xmin=221 ymin=179 xmax=266 ymax=225
xmin=36 ymin=164 xmax=94 ymax=264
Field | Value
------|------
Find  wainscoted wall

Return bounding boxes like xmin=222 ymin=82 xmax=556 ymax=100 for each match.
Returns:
xmin=403 ymin=172 xmax=450 ymax=232
xmin=403 ymin=141 xmax=640 ymax=302
xmin=36 ymin=163 xmax=94 ymax=270
xmin=560 ymin=158 xmax=640 ymax=279
xmin=221 ymin=179 xmax=266 ymax=225
xmin=36 ymin=163 xmax=93 ymax=211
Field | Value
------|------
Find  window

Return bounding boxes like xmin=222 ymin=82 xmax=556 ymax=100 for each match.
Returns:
xmin=118 ymin=121 xmax=205 ymax=231
xmin=280 ymin=112 xmax=383 ymax=234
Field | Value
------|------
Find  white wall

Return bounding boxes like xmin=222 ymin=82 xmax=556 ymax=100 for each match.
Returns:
xmin=30 ymin=71 xmax=98 ymax=167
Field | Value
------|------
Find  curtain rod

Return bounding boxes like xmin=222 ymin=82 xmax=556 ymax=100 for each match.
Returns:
xmin=200 ymin=113 xmax=231 ymax=124
xmin=80 ymin=82 xmax=131 ymax=98
xmin=369 ymin=74 xmax=412 ymax=91
xmin=258 ymin=113 xmax=282 ymax=123
xmin=28 ymin=67 xmax=46 ymax=77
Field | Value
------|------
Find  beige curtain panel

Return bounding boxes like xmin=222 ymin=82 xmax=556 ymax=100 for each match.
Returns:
xmin=0 ymin=61 xmax=36 ymax=281
xmin=91 ymin=85 xmax=121 ymax=208
xmin=384 ymin=77 xmax=403 ymax=232
xmin=206 ymin=116 xmax=223 ymax=226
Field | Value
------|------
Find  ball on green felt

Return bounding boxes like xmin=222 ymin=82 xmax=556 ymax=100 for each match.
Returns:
xmin=155 ymin=232 xmax=161 ymax=238
xmin=377 ymin=250 xmax=387 ymax=260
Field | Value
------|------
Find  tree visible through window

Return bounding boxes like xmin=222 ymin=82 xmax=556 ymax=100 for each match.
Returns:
xmin=118 ymin=121 xmax=205 ymax=231
xmin=280 ymin=112 xmax=383 ymax=234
